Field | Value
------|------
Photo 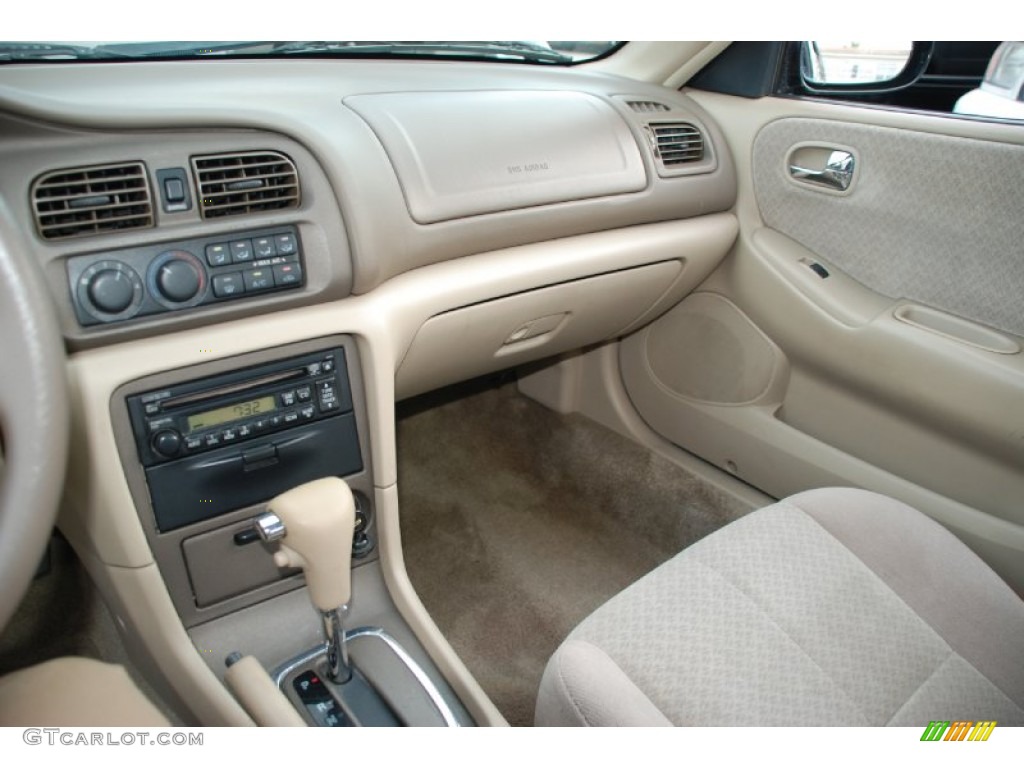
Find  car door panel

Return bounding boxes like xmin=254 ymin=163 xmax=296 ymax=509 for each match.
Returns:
xmin=620 ymin=94 xmax=1024 ymax=592
xmin=753 ymin=117 xmax=1024 ymax=338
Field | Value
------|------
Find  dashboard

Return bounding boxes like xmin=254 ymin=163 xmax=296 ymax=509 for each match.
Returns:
xmin=2 ymin=60 xmax=735 ymax=348
xmin=0 ymin=57 xmax=740 ymax=725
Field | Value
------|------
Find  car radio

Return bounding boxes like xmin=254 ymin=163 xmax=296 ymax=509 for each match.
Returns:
xmin=126 ymin=346 xmax=362 ymax=531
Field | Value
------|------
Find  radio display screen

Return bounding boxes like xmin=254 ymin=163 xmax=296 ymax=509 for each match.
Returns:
xmin=187 ymin=396 xmax=277 ymax=433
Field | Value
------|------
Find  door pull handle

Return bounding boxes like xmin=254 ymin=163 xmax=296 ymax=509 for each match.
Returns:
xmin=789 ymin=150 xmax=855 ymax=191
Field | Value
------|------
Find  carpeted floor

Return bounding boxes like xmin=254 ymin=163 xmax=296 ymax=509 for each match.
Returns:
xmin=0 ymin=536 xmax=122 ymax=675
xmin=397 ymin=377 xmax=750 ymax=726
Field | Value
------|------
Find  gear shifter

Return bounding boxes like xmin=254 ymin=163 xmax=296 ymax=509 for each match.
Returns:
xmin=256 ymin=477 xmax=356 ymax=683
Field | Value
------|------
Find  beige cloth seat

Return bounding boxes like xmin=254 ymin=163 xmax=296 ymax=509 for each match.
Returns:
xmin=536 ymin=488 xmax=1024 ymax=726
xmin=0 ymin=657 xmax=170 ymax=726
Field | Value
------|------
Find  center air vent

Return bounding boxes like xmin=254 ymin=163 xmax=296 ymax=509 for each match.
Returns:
xmin=192 ymin=151 xmax=300 ymax=219
xmin=31 ymin=162 xmax=153 ymax=240
xmin=649 ymin=122 xmax=705 ymax=167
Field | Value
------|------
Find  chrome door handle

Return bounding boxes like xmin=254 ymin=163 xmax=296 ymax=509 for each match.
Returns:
xmin=789 ymin=150 xmax=855 ymax=191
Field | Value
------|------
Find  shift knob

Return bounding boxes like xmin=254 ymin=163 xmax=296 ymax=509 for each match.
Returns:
xmin=264 ymin=477 xmax=356 ymax=612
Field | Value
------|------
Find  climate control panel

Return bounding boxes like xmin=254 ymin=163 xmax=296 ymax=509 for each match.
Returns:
xmin=67 ymin=225 xmax=304 ymax=326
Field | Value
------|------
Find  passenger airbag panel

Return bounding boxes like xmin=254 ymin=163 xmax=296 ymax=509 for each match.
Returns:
xmin=346 ymin=90 xmax=647 ymax=224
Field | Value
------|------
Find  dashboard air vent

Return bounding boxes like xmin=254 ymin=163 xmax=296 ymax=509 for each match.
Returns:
xmin=192 ymin=151 xmax=300 ymax=219
xmin=649 ymin=122 xmax=705 ymax=166
xmin=31 ymin=162 xmax=153 ymax=240
xmin=626 ymin=100 xmax=670 ymax=113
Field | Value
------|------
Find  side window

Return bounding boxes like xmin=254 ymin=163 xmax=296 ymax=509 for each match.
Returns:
xmin=782 ymin=41 xmax=1019 ymax=120
xmin=953 ymin=41 xmax=1024 ymax=120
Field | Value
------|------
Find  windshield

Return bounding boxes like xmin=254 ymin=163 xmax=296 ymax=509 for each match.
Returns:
xmin=0 ymin=41 xmax=622 ymax=65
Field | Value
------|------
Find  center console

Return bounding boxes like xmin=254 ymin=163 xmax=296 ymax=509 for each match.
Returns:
xmin=112 ymin=336 xmax=377 ymax=626
xmin=111 ymin=335 xmax=474 ymax=726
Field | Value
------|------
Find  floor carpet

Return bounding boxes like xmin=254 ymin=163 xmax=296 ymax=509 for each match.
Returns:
xmin=397 ymin=377 xmax=750 ymax=726
xmin=0 ymin=536 xmax=124 ymax=675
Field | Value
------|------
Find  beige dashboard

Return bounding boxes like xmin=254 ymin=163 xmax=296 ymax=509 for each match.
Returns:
xmin=0 ymin=57 xmax=739 ymax=725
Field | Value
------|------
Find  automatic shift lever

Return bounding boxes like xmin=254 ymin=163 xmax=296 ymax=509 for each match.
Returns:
xmin=257 ymin=477 xmax=356 ymax=683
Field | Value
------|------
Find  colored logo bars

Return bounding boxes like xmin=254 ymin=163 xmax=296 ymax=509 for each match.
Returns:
xmin=920 ymin=721 xmax=997 ymax=742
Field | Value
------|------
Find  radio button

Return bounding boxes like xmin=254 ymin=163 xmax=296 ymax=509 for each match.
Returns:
xmin=222 ymin=428 xmax=239 ymax=443
xmin=300 ymin=405 xmax=316 ymax=420
xmin=280 ymin=390 xmax=297 ymax=407
xmin=283 ymin=410 xmax=300 ymax=425
xmin=185 ymin=436 xmax=203 ymax=451
xmin=252 ymin=418 xmax=270 ymax=432
xmin=296 ymin=386 xmax=312 ymax=402
xmin=269 ymin=414 xmax=284 ymax=429
xmin=318 ymin=380 xmax=340 ymax=411
xmin=237 ymin=424 xmax=253 ymax=438
xmin=322 ymin=358 xmax=335 ymax=373
xmin=204 ymin=433 xmax=222 ymax=448
xmin=306 ymin=362 xmax=322 ymax=376
xmin=152 ymin=429 xmax=183 ymax=458
xmin=144 ymin=402 xmax=161 ymax=416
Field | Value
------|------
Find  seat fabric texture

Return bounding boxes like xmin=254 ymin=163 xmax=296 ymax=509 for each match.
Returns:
xmin=0 ymin=657 xmax=169 ymax=726
xmin=535 ymin=488 xmax=1024 ymax=727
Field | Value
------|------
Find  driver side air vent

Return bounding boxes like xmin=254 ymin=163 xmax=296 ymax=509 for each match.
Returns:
xmin=192 ymin=151 xmax=300 ymax=219
xmin=31 ymin=162 xmax=154 ymax=240
xmin=649 ymin=122 xmax=705 ymax=167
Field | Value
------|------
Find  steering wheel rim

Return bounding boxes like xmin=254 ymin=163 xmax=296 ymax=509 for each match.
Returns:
xmin=0 ymin=199 xmax=70 ymax=633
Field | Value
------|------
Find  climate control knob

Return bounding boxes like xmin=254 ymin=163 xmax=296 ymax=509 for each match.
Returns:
xmin=87 ymin=268 xmax=136 ymax=313
xmin=75 ymin=260 xmax=143 ymax=322
xmin=152 ymin=429 xmax=183 ymax=458
xmin=155 ymin=256 xmax=202 ymax=302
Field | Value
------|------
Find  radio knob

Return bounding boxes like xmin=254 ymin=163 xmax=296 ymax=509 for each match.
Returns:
xmin=87 ymin=268 xmax=136 ymax=313
xmin=152 ymin=429 xmax=183 ymax=458
xmin=155 ymin=257 xmax=202 ymax=302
